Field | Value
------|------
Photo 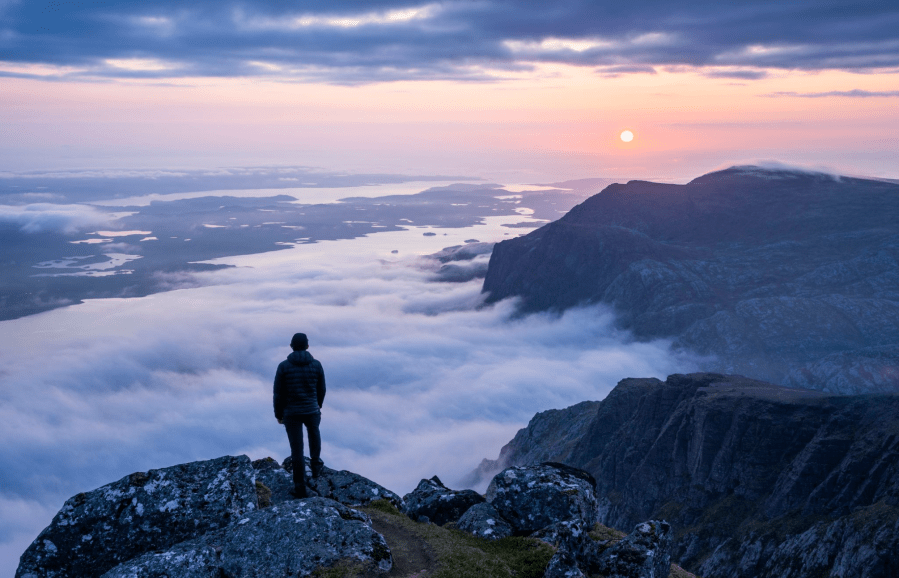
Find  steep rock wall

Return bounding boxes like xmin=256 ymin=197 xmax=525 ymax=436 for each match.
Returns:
xmin=478 ymin=373 xmax=899 ymax=577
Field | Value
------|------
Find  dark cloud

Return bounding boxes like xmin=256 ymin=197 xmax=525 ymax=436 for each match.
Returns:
xmin=595 ymin=64 xmax=657 ymax=77
xmin=704 ymin=69 xmax=769 ymax=80
xmin=765 ymin=89 xmax=899 ymax=97
xmin=1 ymin=1 xmax=897 ymax=82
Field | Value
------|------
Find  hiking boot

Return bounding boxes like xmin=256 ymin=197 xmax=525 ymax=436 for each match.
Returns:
xmin=289 ymin=487 xmax=308 ymax=499
xmin=311 ymin=460 xmax=324 ymax=479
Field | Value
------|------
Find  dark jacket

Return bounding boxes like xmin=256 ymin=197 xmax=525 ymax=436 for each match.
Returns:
xmin=273 ymin=350 xmax=326 ymax=420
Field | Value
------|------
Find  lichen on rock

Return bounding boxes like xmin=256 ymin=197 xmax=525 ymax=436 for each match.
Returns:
xmin=487 ymin=462 xmax=598 ymax=535
xmin=101 ymin=497 xmax=392 ymax=577
xmin=402 ymin=475 xmax=485 ymax=526
xmin=16 ymin=455 xmax=257 ymax=578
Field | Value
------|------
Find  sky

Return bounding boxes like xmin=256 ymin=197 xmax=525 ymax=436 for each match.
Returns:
xmin=1 ymin=0 xmax=897 ymax=180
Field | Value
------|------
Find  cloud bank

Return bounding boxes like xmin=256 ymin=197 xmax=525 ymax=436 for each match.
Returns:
xmin=0 ymin=203 xmax=115 ymax=233
xmin=0 ymin=224 xmax=695 ymax=574
xmin=765 ymin=89 xmax=899 ymax=98
xmin=1 ymin=1 xmax=897 ymax=82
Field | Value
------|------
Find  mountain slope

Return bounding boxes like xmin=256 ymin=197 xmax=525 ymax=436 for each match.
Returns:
xmin=482 ymin=166 xmax=899 ymax=392
xmin=475 ymin=373 xmax=899 ymax=577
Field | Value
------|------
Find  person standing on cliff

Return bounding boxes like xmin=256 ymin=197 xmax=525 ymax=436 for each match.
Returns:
xmin=273 ymin=332 xmax=326 ymax=498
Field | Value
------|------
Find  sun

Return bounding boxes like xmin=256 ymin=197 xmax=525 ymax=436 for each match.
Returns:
xmin=620 ymin=130 xmax=634 ymax=143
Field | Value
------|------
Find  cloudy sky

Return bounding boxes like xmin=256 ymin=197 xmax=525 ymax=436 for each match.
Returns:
xmin=1 ymin=0 xmax=897 ymax=179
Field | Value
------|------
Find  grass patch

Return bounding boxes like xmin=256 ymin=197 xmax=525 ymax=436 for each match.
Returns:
xmin=358 ymin=505 xmax=554 ymax=578
xmin=366 ymin=498 xmax=405 ymax=517
xmin=588 ymin=523 xmax=626 ymax=544
xmin=434 ymin=535 xmax=554 ymax=578
xmin=318 ymin=506 xmax=697 ymax=578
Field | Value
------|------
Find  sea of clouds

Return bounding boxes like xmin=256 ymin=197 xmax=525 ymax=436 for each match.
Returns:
xmin=0 ymin=214 xmax=696 ymax=574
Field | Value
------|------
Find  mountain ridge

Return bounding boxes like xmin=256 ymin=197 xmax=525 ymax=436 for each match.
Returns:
xmin=482 ymin=166 xmax=899 ymax=392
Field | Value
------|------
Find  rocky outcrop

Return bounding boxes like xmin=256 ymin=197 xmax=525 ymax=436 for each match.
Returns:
xmin=455 ymin=502 xmax=514 ymax=540
xmin=402 ymin=475 xmax=485 ymax=525
xmin=17 ymin=455 xmax=257 ymax=578
xmin=20 ymin=451 xmax=676 ymax=578
xmin=538 ymin=518 xmax=672 ymax=578
xmin=19 ymin=455 xmax=398 ymax=578
xmin=476 ymin=373 xmax=899 ymax=577
xmin=487 ymin=462 xmax=598 ymax=535
xmin=101 ymin=498 xmax=392 ymax=578
xmin=457 ymin=463 xmax=672 ymax=577
xmin=482 ymin=166 xmax=899 ymax=393
xmin=597 ymin=521 xmax=673 ymax=578
xmin=278 ymin=456 xmax=404 ymax=509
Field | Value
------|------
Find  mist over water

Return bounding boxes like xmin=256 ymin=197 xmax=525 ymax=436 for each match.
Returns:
xmin=0 ymin=211 xmax=696 ymax=574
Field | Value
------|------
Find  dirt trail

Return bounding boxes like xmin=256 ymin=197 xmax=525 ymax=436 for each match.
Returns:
xmin=366 ymin=511 xmax=438 ymax=578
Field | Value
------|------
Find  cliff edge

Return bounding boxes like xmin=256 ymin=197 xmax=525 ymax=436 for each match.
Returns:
xmin=475 ymin=372 xmax=899 ymax=577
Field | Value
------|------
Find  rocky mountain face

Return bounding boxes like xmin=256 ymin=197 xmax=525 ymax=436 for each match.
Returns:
xmin=475 ymin=372 xmax=899 ymax=578
xmin=482 ymin=166 xmax=899 ymax=393
xmin=18 ymin=454 xmax=674 ymax=578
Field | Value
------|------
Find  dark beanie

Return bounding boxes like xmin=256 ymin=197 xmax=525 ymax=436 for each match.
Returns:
xmin=290 ymin=333 xmax=309 ymax=349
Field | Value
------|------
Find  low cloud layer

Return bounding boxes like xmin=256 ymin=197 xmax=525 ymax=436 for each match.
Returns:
xmin=765 ymin=89 xmax=899 ymax=98
xmin=0 ymin=224 xmax=694 ymax=573
xmin=1 ymin=1 xmax=897 ymax=82
xmin=0 ymin=203 xmax=115 ymax=233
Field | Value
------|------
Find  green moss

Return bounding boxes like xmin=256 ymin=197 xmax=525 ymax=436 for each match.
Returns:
xmin=588 ymin=522 xmax=626 ymax=543
xmin=365 ymin=498 xmax=404 ymax=517
xmin=254 ymin=481 xmax=272 ymax=509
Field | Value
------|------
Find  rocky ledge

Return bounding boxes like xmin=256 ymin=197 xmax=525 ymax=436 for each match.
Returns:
xmin=473 ymin=372 xmax=899 ymax=578
xmin=18 ymin=455 xmax=673 ymax=578
xmin=482 ymin=166 xmax=899 ymax=393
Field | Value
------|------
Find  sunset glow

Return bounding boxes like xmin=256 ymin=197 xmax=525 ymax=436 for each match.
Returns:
xmin=0 ymin=2 xmax=896 ymax=181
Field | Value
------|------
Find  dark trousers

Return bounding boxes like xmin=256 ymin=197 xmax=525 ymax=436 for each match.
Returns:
xmin=284 ymin=412 xmax=322 ymax=492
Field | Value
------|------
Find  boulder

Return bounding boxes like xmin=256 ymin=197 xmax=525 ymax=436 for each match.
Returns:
xmin=101 ymin=497 xmax=392 ymax=577
xmin=543 ymin=549 xmax=585 ymax=578
xmin=279 ymin=456 xmax=403 ymax=509
xmin=402 ymin=475 xmax=485 ymax=526
xmin=533 ymin=520 xmax=603 ymax=575
xmin=456 ymin=502 xmax=514 ymax=540
xmin=486 ymin=463 xmax=597 ymax=535
xmin=17 ymin=455 xmax=257 ymax=578
xmin=595 ymin=520 xmax=672 ymax=578
xmin=254 ymin=456 xmax=309 ymax=504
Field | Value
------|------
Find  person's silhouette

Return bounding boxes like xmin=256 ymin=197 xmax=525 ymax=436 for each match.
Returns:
xmin=273 ymin=332 xmax=326 ymax=497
